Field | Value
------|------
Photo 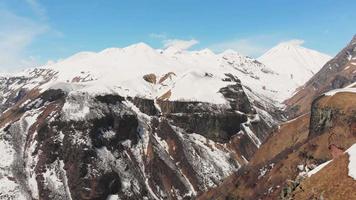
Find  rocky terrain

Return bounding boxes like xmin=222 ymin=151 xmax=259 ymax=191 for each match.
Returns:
xmin=0 ymin=35 xmax=353 ymax=200
xmin=198 ymin=35 xmax=356 ymax=200
xmin=0 ymin=46 xmax=284 ymax=199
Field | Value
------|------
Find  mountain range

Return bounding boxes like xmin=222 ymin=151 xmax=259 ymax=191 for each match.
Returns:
xmin=0 ymin=35 xmax=355 ymax=200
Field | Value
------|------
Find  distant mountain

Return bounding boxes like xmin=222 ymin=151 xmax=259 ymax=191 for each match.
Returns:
xmin=259 ymin=40 xmax=331 ymax=100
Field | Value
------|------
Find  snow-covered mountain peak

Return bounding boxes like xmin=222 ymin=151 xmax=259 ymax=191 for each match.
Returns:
xmin=258 ymin=41 xmax=332 ymax=96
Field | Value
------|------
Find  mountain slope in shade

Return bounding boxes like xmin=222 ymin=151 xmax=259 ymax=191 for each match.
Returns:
xmin=258 ymin=40 xmax=331 ymax=100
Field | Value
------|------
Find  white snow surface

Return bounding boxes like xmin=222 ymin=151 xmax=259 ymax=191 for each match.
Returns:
xmin=324 ymin=82 xmax=356 ymax=96
xmin=107 ymin=195 xmax=119 ymax=200
xmin=258 ymin=41 xmax=331 ymax=99
xmin=4 ymin=42 xmax=328 ymax=104
xmin=346 ymin=143 xmax=356 ymax=180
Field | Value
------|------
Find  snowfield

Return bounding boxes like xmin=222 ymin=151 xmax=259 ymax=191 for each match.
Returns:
xmin=3 ymin=41 xmax=326 ymax=105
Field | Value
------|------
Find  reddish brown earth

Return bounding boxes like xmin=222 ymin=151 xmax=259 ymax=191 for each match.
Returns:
xmin=292 ymin=153 xmax=356 ymax=200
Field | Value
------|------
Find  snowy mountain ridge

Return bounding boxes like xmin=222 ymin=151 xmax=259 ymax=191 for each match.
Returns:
xmin=1 ymin=41 xmax=331 ymax=105
xmin=1 ymin=43 xmax=275 ymax=105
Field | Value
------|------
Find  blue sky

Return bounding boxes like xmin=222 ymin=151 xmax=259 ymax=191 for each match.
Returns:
xmin=0 ymin=0 xmax=355 ymax=70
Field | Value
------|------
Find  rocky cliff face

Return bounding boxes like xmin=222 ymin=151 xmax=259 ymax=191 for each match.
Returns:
xmin=0 ymin=69 xmax=279 ymax=199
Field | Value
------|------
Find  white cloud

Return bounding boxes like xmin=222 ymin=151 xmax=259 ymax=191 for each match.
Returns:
xmin=0 ymin=10 xmax=48 ymax=70
xmin=163 ymin=39 xmax=199 ymax=50
xmin=209 ymin=38 xmax=269 ymax=57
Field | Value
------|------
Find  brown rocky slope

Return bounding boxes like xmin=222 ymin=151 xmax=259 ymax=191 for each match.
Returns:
xmin=198 ymin=36 xmax=356 ymax=200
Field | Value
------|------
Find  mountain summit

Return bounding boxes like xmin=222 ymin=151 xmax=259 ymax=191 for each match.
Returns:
xmin=259 ymin=40 xmax=331 ymax=96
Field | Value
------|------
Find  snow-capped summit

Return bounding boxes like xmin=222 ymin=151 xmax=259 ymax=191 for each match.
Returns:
xmin=258 ymin=40 xmax=332 ymax=93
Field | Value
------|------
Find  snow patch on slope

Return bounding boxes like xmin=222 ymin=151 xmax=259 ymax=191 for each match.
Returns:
xmin=307 ymin=160 xmax=332 ymax=177
xmin=324 ymin=82 xmax=356 ymax=96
